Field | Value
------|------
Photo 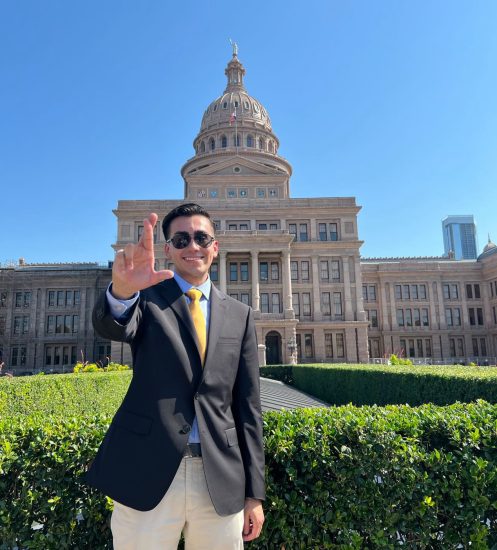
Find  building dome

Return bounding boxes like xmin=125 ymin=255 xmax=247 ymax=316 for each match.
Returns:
xmin=190 ymin=48 xmax=280 ymax=157
xmin=483 ymin=236 xmax=497 ymax=253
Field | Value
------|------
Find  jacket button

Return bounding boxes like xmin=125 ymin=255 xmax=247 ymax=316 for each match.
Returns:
xmin=194 ymin=393 xmax=199 ymax=400
xmin=180 ymin=424 xmax=191 ymax=434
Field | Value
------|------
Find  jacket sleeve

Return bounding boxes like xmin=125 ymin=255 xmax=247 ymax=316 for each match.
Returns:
xmin=92 ymin=289 xmax=142 ymax=343
xmin=232 ymin=308 xmax=265 ymax=501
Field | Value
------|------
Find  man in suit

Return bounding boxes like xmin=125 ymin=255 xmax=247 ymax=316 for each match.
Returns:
xmin=86 ymin=203 xmax=265 ymax=549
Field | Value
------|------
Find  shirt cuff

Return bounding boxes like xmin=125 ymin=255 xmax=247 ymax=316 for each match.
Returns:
xmin=106 ymin=283 xmax=139 ymax=319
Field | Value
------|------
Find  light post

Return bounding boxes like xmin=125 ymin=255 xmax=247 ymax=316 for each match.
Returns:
xmin=287 ymin=336 xmax=297 ymax=365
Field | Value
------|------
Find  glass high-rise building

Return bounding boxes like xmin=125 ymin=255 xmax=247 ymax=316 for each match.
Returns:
xmin=442 ymin=215 xmax=478 ymax=260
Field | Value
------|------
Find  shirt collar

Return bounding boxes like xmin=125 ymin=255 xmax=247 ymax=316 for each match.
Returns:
xmin=174 ymin=272 xmax=211 ymax=300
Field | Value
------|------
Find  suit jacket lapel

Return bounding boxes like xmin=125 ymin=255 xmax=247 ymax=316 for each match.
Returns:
xmin=157 ymin=279 xmax=199 ymax=353
xmin=205 ymin=284 xmax=227 ymax=368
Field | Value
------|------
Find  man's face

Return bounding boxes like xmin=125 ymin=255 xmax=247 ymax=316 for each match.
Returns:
xmin=165 ymin=215 xmax=218 ymax=286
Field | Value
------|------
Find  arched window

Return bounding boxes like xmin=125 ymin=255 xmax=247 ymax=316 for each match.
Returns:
xmin=268 ymin=141 xmax=274 ymax=153
xmin=247 ymin=135 xmax=254 ymax=148
xmin=209 ymin=138 xmax=215 ymax=151
xmin=259 ymin=138 xmax=264 ymax=150
xmin=223 ymin=101 xmax=228 ymax=109
xmin=221 ymin=135 xmax=227 ymax=148
xmin=200 ymin=141 xmax=205 ymax=153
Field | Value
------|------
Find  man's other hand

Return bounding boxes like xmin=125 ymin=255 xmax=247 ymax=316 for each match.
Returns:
xmin=112 ymin=213 xmax=173 ymax=299
xmin=242 ymin=498 xmax=264 ymax=542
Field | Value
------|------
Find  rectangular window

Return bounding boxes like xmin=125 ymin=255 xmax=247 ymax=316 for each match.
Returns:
xmin=0 ymin=291 xmax=7 ymax=308
xmin=320 ymin=260 xmax=329 ymax=281
xmin=493 ymin=306 xmax=497 ymax=325
xmin=271 ymin=293 xmax=280 ymax=313
xmin=331 ymin=261 xmax=340 ymax=282
xmin=405 ymin=308 xmax=412 ymax=327
xmin=336 ymin=334 xmax=345 ymax=358
xmin=417 ymin=339 xmax=423 ymax=357
xmin=260 ymin=293 xmax=269 ymax=313
xmin=64 ymin=315 xmax=72 ymax=333
xmin=299 ymin=224 xmax=308 ymax=242
xmin=399 ymin=339 xmax=407 ymax=357
xmin=408 ymin=339 xmax=415 ymax=357
xmin=48 ymin=290 xmax=55 ymax=307
xmin=454 ymin=308 xmax=461 ymax=326
xmin=425 ymin=339 xmax=432 ymax=357
xmin=290 ymin=261 xmax=298 ymax=281
xmin=422 ymin=308 xmax=429 ymax=326
xmin=292 ymin=293 xmax=300 ymax=316
xmin=258 ymin=223 xmax=267 ymax=230
xmin=56 ymin=315 xmax=64 ymax=334
xmin=443 ymin=284 xmax=450 ymax=299
xmin=302 ymin=293 xmax=311 ymax=316
xmin=457 ymin=338 xmax=465 ymax=357
xmin=473 ymin=338 xmax=479 ymax=356
xmin=210 ymin=263 xmax=219 ymax=282
xmin=301 ymin=261 xmax=310 ymax=281
xmin=449 ymin=338 xmax=456 ymax=357
xmin=319 ymin=223 xmax=327 ymax=241
xmin=481 ymin=338 xmax=487 ymax=356
xmin=466 ymin=284 xmax=473 ymax=299
xmin=419 ymin=285 xmax=427 ymax=300
xmin=368 ymin=285 xmax=376 ymax=301
xmin=333 ymin=292 xmax=342 ymax=317
xmin=329 ymin=223 xmax=338 ymax=241
xmin=411 ymin=285 xmax=418 ymax=300
xmin=321 ymin=292 xmax=331 ymax=316
xmin=289 ymin=224 xmax=297 ymax=240
xmin=475 ymin=284 xmax=481 ymax=299
xmin=230 ymin=263 xmax=238 ymax=282
xmin=240 ymin=262 xmax=249 ymax=282
xmin=74 ymin=291 xmax=81 ymax=305
xmin=73 ymin=315 xmax=79 ymax=333
xmin=304 ymin=334 xmax=313 ymax=358
xmin=240 ymin=293 xmax=250 ymax=306
xmin=15 ymin=292 xmax=22 ymax=308
xmin=270 ymin=223 xmax=278 ymax=230
xmin=477 ymin=308 xmax=483 ymax=325
xmin=402 ymin=285 xmax=410 ymax=300
xmin=0 ymin=317 xmax=5 ymax=336
xmin=369 ymin=309 xmax=378 ymax=328
xmin=296 ymin=334 xmax=302 ymax=360
xmin=413 ymin=309 xmax=421 ymax=326
xmin=469 ymin=308 xmax=475 ymax=326
xmin=66 ymin=290 xmax=74 ymax=307
xmin=397 ymin=309 xmax=405 ymax=327
xmin=239 ymin=224 xmax=248 ymax=230
xmin=47 ymin=315 xmax=55 ymax=334
xmin=259 ymin=262 xmax=268 ymax=282
xmin=450 ymin=284 xmax=458 ymax=299
xmin=445 ymin=308 xmax=453 ymax=327
xmin=395 ymin=285 xmax=402 ymax=300
xmin=13 ymin=317 xmax=21 ymax=335
xmin=325 ymin=334 xmax=333 ymax=358
xmin=362 ymin=285 xmax=368 ymax=301
xmin=271 ymin=262 xmax=279 ymax=281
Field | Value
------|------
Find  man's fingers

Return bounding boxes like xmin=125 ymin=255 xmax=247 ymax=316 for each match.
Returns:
xmin=114 ymin=249 xmax=126 ymax=271
xmin=140 ymin=212 xmax=159 ymax=250
xmin=151 ymin=269 xmax=174 ymax=285
xmin=124 ymin=243 xmax=135 ymax=270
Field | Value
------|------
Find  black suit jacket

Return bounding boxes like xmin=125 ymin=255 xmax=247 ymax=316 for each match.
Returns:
xmin=86 ymin=278 xmax=265 ymax=515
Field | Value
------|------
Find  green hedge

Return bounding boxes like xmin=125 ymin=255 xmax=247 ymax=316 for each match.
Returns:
xmin=2 ymin=402 xmax=497 ymax=548
xmin=263 ymin=363 xmax=497 ymax=406
xmin=0 ymin=372 xmax=131 ymax=424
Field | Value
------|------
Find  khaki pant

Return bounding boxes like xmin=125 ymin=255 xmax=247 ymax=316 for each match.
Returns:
xmin=111 ymin=457 xmax=244 ymax=550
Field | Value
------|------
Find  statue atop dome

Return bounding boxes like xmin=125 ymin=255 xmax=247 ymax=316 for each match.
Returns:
xmin=229 ymin=38 xmax=238 ymax=57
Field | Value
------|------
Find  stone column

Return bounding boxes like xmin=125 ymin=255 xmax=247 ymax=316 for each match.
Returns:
xmin=354 ymin=257 xmax=366 ymax=321
xmin=251 ymin=250 xmax=260 ymax=311
xmin=380 ymin=280 xmax=390 ymax=331
xmin=311 ymin=256 xmax=322 ymax=321
xmin=282 ymin=249 xmax=293 ymax=318
xmin=460 ymin=282 xmax=469 ymax=328
xmin=219 ymin=251 xmax=227 ymax=294
xmin=436 ymin=281 xmax=447 ymax=329
xmin=389 ymin=284 xmax=397 ymax=329
xmin=342 ymin=256 xmax=353 ymax=321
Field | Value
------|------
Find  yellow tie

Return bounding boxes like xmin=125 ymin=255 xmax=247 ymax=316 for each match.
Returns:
xmin=186 ymin=289 xmax=206 ymax=364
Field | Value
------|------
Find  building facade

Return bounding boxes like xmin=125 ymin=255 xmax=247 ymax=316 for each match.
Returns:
xmin=1 ymin=51 xmax=497 ymax=374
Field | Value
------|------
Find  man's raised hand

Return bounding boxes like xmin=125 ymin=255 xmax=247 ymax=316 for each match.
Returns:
xmin=111 ymin=213 xmax=173 ymax=299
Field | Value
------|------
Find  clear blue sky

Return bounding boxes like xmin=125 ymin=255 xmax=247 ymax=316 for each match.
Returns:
xmin=1 ymin=1 xmax=496 ymax=264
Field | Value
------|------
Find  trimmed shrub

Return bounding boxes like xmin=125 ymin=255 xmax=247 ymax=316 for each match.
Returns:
xmin=0 ymin=372 xmax=131 ymax=425
xmin=268 ymin=363 xmax=497 ymax=406
xmin=1 ymin=402 xmax=497 ymax=548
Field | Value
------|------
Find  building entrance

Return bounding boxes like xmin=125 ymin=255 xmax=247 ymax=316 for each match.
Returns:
xmin=265 ymin=331 xmax=281 ymax=364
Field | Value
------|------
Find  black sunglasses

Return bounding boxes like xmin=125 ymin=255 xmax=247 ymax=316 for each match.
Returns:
xmin=166 ymin=231 xmax=215 ymax=249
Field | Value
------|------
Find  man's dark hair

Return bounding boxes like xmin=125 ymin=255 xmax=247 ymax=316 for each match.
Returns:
xmin=162 ymin=203 xmax=215 ymax=240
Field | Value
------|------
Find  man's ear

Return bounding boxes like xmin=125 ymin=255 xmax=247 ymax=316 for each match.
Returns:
xmin=164 ymin=244 xmax=170 ymax=258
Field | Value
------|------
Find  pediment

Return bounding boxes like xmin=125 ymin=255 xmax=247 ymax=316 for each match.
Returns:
xmin=189 ymin=156 xmax=285 ymax=177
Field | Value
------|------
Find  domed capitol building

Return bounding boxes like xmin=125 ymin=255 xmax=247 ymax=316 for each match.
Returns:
xmin=1 ymin=50 xmax=497 ymax=372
